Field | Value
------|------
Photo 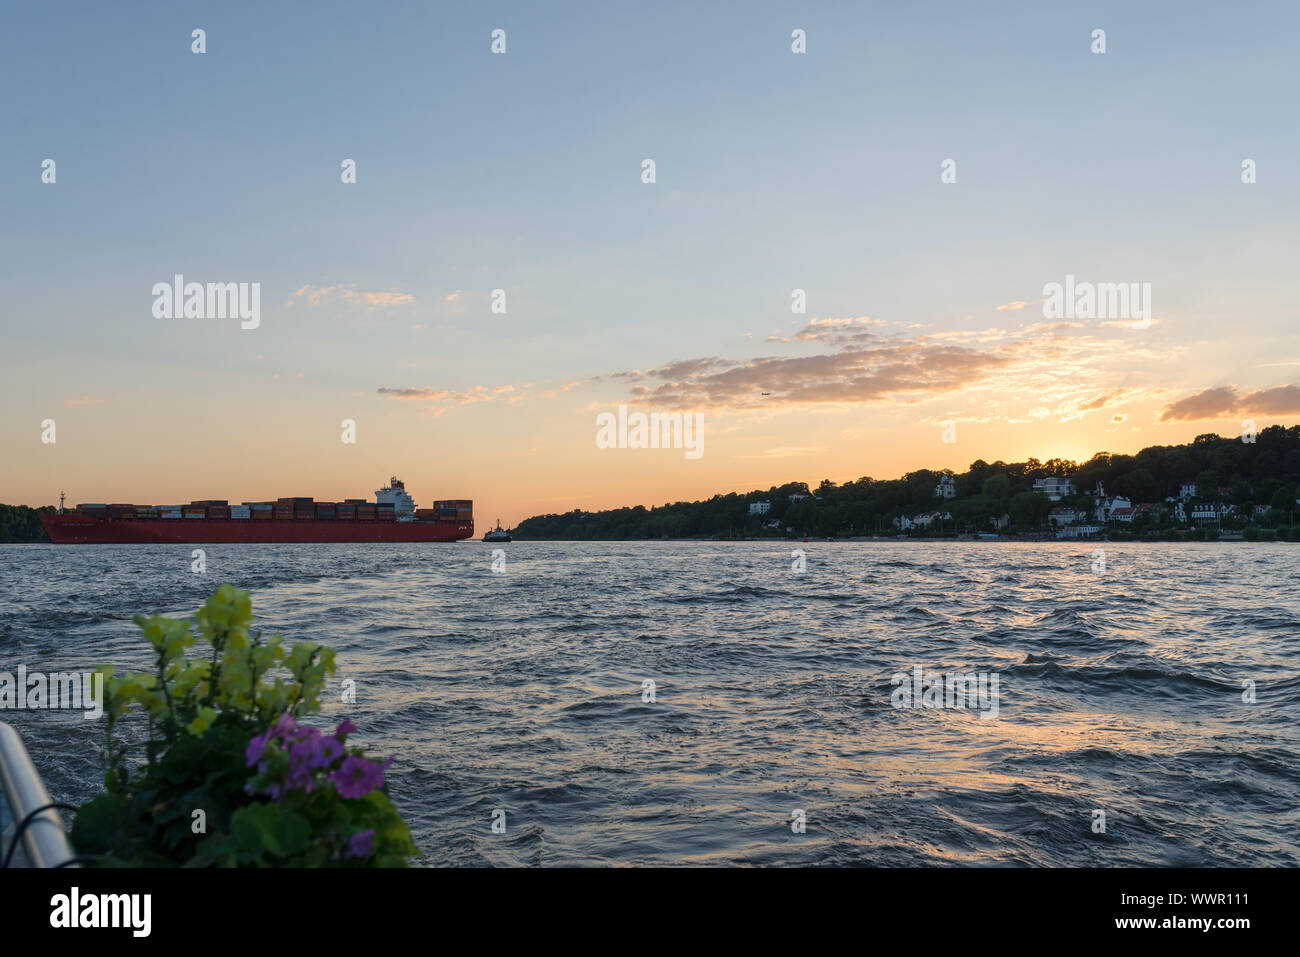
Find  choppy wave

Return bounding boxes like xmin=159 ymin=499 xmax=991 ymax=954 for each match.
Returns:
xmin=1 ymin=540 xmax=1297 ymax=866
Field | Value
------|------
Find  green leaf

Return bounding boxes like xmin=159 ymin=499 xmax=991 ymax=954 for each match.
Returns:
xmin=231 ymin=803 xmax=311 ymax=859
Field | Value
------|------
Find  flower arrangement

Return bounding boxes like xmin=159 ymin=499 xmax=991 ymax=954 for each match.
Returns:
xmin=70 ymin=584 xmax=417 ymax=867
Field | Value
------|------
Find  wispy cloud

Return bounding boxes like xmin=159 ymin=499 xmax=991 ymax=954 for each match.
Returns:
xmin=1159 ymin=384 xmax=1300 ymax=421
xmin=284 ymin=284 xmax=414 ymax=310
xmin=377 ymin=384 xmax=530 ymax=407
xmin=601 ymin=320 xmax=1171 ymax=422
xmin=377 ymin=387 xmax=450 ymax=400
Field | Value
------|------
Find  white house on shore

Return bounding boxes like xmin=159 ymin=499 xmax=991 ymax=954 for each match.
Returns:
xmin=1056 ymin=524 xmax=1103 ymax=539
xmin=1190 ymin=502 xmax=1236 ymax=523
xmin=748 ymin=501 xmax=771 ymax=516
xmin=893 ymin=510 xmax=952 ymax=531
xmin=934 ymin=475 xmax=956 ymax=499
xmin=1093 ymin=494 xmax=1132 ymax=523
xmin=1048 ymin=506 xmax=1087 ymax=526
xmin=1032 ymin=476 xmax=1076 ymax=501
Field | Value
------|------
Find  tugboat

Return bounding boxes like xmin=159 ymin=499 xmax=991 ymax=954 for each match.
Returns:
xmin=483 ymin=519 xmax=511 ymax=543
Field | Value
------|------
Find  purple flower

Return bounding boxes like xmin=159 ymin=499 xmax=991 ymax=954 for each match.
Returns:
xmin=346 ymin=828 xmax=375 ymax=858
xmin=309 ymin=735 xmax=343 ymax=769
xmin=270 ymin=712 xmax=299 ymax=740
xmin=334 ymin=718 xmax=357 ymax=739
xmin=331 ymin=754 xmax=384 ymax=798
xmin=287 ymin=738 xmax=318 ymax=793
xmin=245 ymin=730 xmax=271 ymax=768
xmin=293 ymin=725 xmax=321 ymax=744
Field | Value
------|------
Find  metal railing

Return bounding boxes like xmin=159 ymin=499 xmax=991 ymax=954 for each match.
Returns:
xmin=0 ymin=722 xmax=77 ymax=868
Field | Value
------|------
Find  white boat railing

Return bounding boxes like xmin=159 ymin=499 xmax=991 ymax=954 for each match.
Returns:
xmin=0 ymin=722 xmax=78 ymax=868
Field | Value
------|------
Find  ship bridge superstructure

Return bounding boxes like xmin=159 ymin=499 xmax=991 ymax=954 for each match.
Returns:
xmin=375 ymin=476 xmax=416 ymax=522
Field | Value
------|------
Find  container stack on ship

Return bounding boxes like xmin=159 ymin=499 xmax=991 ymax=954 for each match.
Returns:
xmin=40 ymin=477 xmax=473 ymax=544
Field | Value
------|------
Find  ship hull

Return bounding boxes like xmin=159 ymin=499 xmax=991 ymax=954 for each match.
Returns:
xmin=40 ymin=515 xmax=473 ymax=544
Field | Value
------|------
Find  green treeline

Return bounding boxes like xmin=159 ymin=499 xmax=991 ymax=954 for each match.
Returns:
xmin=0 ymin=504 xmax=54 ymax=542
xmin=514 ymin=426 xmax=1300 ymax=540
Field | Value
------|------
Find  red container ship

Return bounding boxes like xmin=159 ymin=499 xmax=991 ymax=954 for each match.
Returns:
xmin=40 ymin=477 xmax=473 ymax=544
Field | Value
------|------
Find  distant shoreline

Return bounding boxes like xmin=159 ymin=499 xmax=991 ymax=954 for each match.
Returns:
xmin=6 ymin=534 xmax=1285 ymax=545
xmin=498 ymin=534 xmax=1282 ymax=544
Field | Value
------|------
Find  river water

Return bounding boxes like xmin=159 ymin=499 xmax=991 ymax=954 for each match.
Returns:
xmin=2 ymin=541 xmax=1296 ymax=866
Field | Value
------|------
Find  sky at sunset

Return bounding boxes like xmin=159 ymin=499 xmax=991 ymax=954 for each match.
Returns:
xmin=4 ymin=2 xmax=1299 ymax=526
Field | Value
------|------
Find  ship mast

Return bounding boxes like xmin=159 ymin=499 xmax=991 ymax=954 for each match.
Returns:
xmin=59 ymin=490 xmax=65 ymax=514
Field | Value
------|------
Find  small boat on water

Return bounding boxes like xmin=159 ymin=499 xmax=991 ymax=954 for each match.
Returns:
xmin=483 ymin=520 xmax=511 ymax=543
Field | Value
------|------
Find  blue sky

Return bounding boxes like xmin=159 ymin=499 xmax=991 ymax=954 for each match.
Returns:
xmin=4 ymin=1 xmax=1299 ymax=519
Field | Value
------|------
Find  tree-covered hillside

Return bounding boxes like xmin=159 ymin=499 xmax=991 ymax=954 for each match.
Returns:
xmin=514 ymin=426 xmax=1300 ymax=540
xmin=0 ymin=504 xmax=54 ymax=542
